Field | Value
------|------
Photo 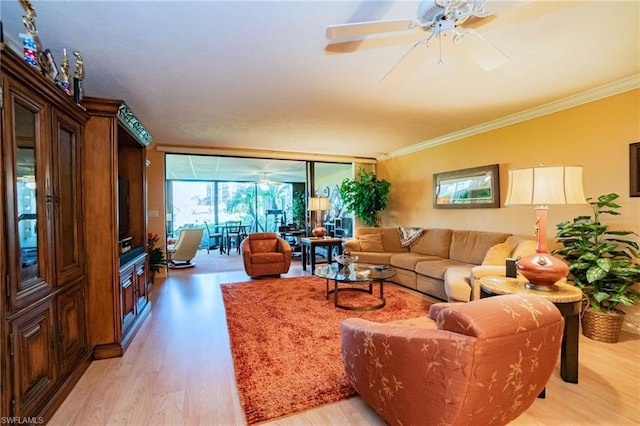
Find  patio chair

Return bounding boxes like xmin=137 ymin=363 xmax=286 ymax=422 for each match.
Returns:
xmin=167 ymin=228 xmax=204 ymax=268
xmin=225 ymin=220 xmax=244 ymax=255
xmin=204 ymin=221 xmax=223 ymax=254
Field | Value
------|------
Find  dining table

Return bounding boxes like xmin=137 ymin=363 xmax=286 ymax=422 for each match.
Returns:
xmin=212 ymin=223 xmax=249 ymax=254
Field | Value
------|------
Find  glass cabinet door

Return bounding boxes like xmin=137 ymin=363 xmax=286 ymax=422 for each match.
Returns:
xmin=52 ymin=111 xmax=84 ymax=284
xmin=8 ymin=92 xmax=52 ymax=307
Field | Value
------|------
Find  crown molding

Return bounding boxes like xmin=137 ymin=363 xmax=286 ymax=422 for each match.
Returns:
xmin=384 ymin=75 xmax=640 ymax=160
xmin=155 ymin=145 xmax=377 ymax=164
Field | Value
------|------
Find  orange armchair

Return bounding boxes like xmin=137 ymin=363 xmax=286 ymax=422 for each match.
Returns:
xmin=341 ymin=294 xmax=564 ymax=426
xmin=241 ymin=232 xmax=292 ymax=278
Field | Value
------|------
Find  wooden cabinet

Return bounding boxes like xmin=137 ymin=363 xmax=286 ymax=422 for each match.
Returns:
xmin=9 ymin=301 xmax=58 ymax=417
xmin=82 ymin=96 xmax=153 ymax=359
xmin=119 ymin=252 xmax=150 ymax=341
xmin=1 ymin=46 xmax=91 ymax=420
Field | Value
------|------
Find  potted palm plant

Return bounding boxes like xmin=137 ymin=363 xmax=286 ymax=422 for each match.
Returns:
xmin=554 ymin=193 xmax=640 ymax=343
xmin=339 ymin=168 xmax=391 ymax=227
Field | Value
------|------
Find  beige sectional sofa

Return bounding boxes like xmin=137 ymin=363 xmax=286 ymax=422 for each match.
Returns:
xmin=343 ymin=227 xmax=536 ymax=301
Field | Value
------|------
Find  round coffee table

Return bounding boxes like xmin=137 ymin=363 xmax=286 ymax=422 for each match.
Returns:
xmin=314 ymin=263 xmax=396 ymax=311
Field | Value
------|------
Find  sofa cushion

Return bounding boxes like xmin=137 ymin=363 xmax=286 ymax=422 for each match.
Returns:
xmin=380 ymin=227 xmax=408 ymax=252
xmin=356 ymin=227 xmax=409 ymax=253
xmin=410 ymin=228 xmax=453 ymax=258
xmin=390 ymin=252 xmax=443 ymax=270
xmin=349 ymin=251 xmax=393 ymax=265
xmin=449 ymin=231 xmax=511 ymax=265
xmin=482 ymin=241 xmax=513 ymax=266
xmin=415 ymin=259 xmax=472 ymax=281
xmin=359 ymin=233 xmax=384 ymax=252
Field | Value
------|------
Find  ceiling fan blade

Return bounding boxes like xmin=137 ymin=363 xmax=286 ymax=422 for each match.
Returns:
xmin=454 ymin=29 xmax=508 ymax=71
xmin=462 ymin=13 xmax=497 ymax=29
xmin=381 ymin=37 xmax=431 ymax=83
xmin=326 ymin=19 xmax=415 ymax=40
xmin=468 ymin=0 xmax=579 ymax=31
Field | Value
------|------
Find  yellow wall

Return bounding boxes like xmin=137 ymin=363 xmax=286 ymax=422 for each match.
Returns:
xmin=146 ymin=149 xmax=167 ymax=277
xmin=377 ymin=89 xmax=640 ymax=331
xmin=378 ymin=89 xmax=639 ymax=237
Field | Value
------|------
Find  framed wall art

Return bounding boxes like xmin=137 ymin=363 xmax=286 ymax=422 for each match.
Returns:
xmin=631 ymin=142 xmax=640 ymax=197
xmin=433 ymin=164 xmax=500 ymax=209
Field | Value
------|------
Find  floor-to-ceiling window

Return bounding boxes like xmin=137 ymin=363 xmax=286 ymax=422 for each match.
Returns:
xmin=164 ymin=154 xmax=354 ymax=244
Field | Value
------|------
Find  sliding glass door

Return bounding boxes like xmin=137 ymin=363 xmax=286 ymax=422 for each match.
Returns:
xmin=165 ymin=154 xmax=354 ymax=242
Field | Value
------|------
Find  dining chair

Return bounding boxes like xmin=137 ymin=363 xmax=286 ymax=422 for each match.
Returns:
xmin=204 ymin=221 xmax=223 ymax=254
xmin=225 ymin=220 xmax=243 ymax=255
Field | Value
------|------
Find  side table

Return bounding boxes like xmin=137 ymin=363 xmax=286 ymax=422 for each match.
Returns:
xmin=301 ymin=237 xmax=343 ymax=273
xmin=479 ymin=275 xmax=583 ymax=384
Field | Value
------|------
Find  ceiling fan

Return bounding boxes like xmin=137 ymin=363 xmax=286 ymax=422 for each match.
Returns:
xmin=326 ymin=0 xmax=508 ymax=79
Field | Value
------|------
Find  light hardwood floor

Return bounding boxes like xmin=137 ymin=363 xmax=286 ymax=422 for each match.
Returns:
xmin=50 ymin=261 xmax=640 ymax=425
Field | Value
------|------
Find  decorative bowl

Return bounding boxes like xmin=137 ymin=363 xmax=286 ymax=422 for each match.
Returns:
xmin=336 ymin=254 xmax=358 ymax=266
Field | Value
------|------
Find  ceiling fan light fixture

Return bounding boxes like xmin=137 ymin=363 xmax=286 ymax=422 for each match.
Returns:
xmin=328 ymin=0 xmax=507 ymax=79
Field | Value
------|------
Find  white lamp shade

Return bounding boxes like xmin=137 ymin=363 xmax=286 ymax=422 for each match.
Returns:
xmin=505 ymin=166 xmax=586 ymax=206
xmin=308 ymin=197 xmax=330 ymax=211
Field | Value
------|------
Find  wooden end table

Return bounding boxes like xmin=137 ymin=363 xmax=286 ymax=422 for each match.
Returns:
xmin=479 ymin=275 xmax=583 ymax=384
xmin=301 ymin=237 xmax=343 ymax=273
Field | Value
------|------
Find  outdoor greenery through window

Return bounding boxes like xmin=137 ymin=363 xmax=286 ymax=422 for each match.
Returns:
xmin=167 ymin=180 xmax=303 ymax=238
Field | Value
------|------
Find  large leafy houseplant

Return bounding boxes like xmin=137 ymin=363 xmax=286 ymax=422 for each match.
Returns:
xmin=147 ymin=232 xmax=167 ymax=275
xmin=554 ymin=193 xmax=640 ymax=313
xmin=339 ymin=168 xmax=391 ymax=227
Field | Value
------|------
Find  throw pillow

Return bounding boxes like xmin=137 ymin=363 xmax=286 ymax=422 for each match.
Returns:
xmin=482 ymin=241 xmax=513 ymax=266
xmin=512 ymin=239 xmax=537 ymax=259
xmin=397 ymin=226 xmax=425 ymax=247
xmin=359 ymin=233 xmax=384 ymax=252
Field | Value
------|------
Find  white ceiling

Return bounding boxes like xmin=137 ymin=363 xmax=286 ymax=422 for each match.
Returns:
xmin=165 ymin=155 xmax=307 ymax=182
xmin=2 ymin=0 xmax=639 ymax=163
xmin=164 ymin=154 xmax=352 ymax=183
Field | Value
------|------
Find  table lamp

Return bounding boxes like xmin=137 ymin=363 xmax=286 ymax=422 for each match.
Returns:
xmin=505 ymin=165 xmax=586 ymax=290
xmin=308 ymin=197 xmax=330 ymax=238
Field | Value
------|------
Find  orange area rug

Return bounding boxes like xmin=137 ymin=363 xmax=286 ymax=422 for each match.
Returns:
xmin=221 ymin=276 xmax=432 ymax=424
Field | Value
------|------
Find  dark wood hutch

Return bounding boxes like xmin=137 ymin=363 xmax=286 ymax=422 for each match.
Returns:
xmin=82 ymin=96 xmax=152 ymax=360
xmin=1 ymin=45 xmax=92 ymax=420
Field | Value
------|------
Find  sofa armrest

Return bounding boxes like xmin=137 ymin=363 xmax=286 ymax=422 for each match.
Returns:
xmin=277 ymin=237 xmax=292 ymax=254
xmin=443 ymin=266 xmax=473 ymax=302
xmin=343 ymin=238 xmax=361 ymax=253
xmin=470 ymin=265 xmax=507 ymax=300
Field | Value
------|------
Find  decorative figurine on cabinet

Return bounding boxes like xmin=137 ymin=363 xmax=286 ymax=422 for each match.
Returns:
xmin=73 ymin=50 xmax=85 ymax=104
xmin=59 ymin=48 xmax=71 ymax=95
xmin=19 ymin=0 xmax=41 ymax=68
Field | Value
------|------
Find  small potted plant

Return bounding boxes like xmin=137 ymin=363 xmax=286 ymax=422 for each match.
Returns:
xmin=339 ymin=168 xmax=391 ymax=227
xmin=147 ymin=232 xmax=167 ymax=283
xmin=554 ymin=193 xmax=640 ymax=343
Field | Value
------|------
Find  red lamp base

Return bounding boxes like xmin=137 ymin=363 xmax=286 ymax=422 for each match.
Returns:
xmin=312 ymin=226 xmax=327 ymax=238
xmin=516 ymin=253 xmax=569 ymax=291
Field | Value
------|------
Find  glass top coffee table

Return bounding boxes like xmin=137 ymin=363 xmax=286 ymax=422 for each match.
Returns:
xmin=314 ymin=263 xmax=396 ymax=311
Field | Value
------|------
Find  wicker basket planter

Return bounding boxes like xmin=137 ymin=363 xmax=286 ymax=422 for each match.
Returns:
xmin=581 ymin=308 xmax=626 ymax=343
